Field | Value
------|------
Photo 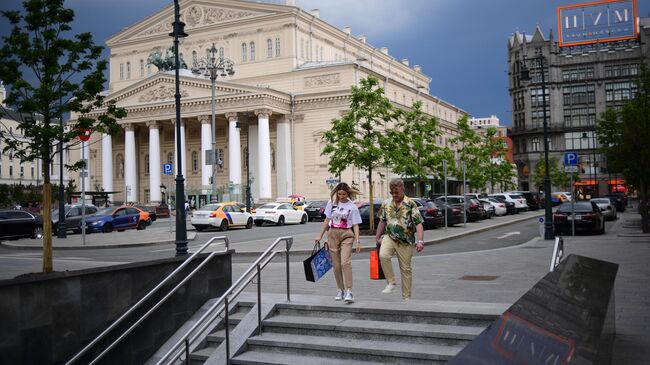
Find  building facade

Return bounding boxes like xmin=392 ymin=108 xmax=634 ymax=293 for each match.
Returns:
xmin=508 ymin=16 xmax=650 ymax=195
xmin=71 ymin=0 xmax=467 ymax=206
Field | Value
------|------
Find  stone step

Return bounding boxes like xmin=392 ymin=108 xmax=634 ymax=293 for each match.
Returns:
xmin=231 ymin=350 xmax=396 ymax=365
xmin=262 ymin=314 xmax=483 ymax=346
xmin=243 ymin=332 xmax=460 ymax=363
xmin=189 ymin=344 xmax=218 ymax=362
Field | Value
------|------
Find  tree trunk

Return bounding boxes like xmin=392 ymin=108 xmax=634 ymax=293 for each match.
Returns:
xmin=42 ymin=182 xmax=53 ymax=272
xmin=368 ymin=168 xmax=375 ymax=232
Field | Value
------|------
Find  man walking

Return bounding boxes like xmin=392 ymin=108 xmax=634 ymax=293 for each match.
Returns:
xmin=374 ymin=178 xmax=425 ymax=300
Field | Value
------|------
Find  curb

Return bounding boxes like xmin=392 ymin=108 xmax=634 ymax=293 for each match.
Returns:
xmin=0 ymin=233 xmax=198 ymax=251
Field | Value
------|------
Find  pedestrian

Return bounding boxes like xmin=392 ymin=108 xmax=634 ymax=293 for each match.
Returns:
xmin=374 ymin=178 xmax=425 ymax=301
xmin=315 ymin=182 xmax=362 ymax=303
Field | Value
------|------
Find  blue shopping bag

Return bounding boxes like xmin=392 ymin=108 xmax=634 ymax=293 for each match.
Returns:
xmin=303 ymin=242 xmax=333 ymax=282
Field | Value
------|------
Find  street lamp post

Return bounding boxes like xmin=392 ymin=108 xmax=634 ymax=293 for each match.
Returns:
xmin=582 ymin=132 xmax=598 ymax=198
xmin=191 ymin=44 xmax=235 ymax=203
xmin=521 ymin=53 xmax=554 ymax=240
xmin=236 ymin=120 xmax=252 ymax=212
xmin=57 ymin=105 xmax=66 ymax=238
xmin=170 ymin=0 xmax=188 ymax=256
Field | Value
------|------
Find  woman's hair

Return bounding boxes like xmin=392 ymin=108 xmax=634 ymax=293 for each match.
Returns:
xmin=330 ymin=182 xmax=359 ymax=203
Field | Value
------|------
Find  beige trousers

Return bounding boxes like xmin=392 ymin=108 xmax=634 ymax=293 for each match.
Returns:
xmin=327 ymin=228 xmax=355 ymax=290
xmin=379 ymin=235 xmax=414 ymax=299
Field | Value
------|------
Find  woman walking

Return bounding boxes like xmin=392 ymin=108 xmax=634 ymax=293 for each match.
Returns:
xmin=315 ymin=182 xmax=362 ymax=303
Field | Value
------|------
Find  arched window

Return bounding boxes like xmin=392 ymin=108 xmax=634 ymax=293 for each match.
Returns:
xmin=275 ymin=37 xmax=281 ymax=57
xmin=267 ymin=39 xmax=273 ymax=58
xmin=192 ymin=151 xmax=198 ymax=172
xmin=116 ymin=154 xmax=124 ymax=178
xmin=250 ymin=42 xmax=255 ymax=61
xmin=139 ymin=59 xmax=144 ymax=77
xmin=119 ymin=63 xmax=124 ymax=80
xmin=241 ymin=43 xmax=247 ymax=62
xmin=126 ymin=61 xmax=131 ymax=79
xmin=531 ymin=138 xmax=540 ymax=152
xmin=144 ymin=154 xmax=150 ymax=175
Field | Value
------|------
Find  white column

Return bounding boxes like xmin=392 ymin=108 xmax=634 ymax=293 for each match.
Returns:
xmin=173 ymin=119 xmax=187 ymax=178
xmin=256 ymin=109 xmax=272 ymax=200
xmin=148 ymin=121 xmax=161 ymax=203
xmin=200 ymin=116 xmax=212 ymax=187
xmin=124 ymin=123 xmax=138 ymax=203
xmin=276 ymin=116 xmax=293 ymax=197
xmin=82 ymin=141 xmax=91 ymax=192
xmin=101 ymin=133 xmax=113 ymax=201
xmin=227 ymin=113 xmax=242 ymax=186
xmin=249 ymin=122 xmax=259 ymax=201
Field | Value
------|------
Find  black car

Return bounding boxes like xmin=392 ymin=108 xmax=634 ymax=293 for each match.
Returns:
xmin=435 ymin=201 xmax=464 ymax=227
xmin=603 ymin=193 xmax=627 ymax=212
xmin=490 ymin=196 xmax=517 ymax=215
xmin=305 ymin=200 xmax=328 ymax=222
xmin=52 ymin=204 xmax=98 ymax=233
xmin=411 ymin=198 xmax=444 ymax=229
xmin=355 ymin=201 xmax=382 ymax=230
xmin=0 ymin=210 xmax=44 ymax=240
xmin=512 ymin=191 xmax=541 ymax=210
xmin=553 ymin=201 xmax=605 ymax=235
xmin=435 ymin=196 xmax=480 ymax=222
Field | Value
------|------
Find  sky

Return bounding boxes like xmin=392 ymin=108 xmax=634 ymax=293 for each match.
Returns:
xmin=2 ymin=0 xmax=649 ymax=125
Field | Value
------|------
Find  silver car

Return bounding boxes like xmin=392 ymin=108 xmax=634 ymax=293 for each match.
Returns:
xmin=591 ymin=198 xmax=617 ymax=221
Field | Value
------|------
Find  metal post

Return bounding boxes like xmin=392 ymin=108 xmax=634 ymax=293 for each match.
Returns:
xmin=571 ymin=173 xmax=575 ymax=236
xmin=286 ymin=238 xmax=291 ymax=302
xmin=168 ymin=175 xmax=173 ymax=233
xmin=246 ymin=122 xmax=252 ymax=212
xmin=257 ymin=264 xmax=262 ymax=336
xmin=593 ymin=133 xmax=598 ymax=198
xmin=171 ymin=0 xmax=188 ymax=256
xmin=443 ymin=159 xmax=448 ymax=232
xmin=225 ymin=297 xmax=230 ymax=365
xmin=462 ymin=160 xmax=466 ymax=227
xmin=81 ymin=141 xmax=86 ymax=246
xmin=210 ymin=74 xmax=217 ymax=203
xmin=539 ymin=55 xmax=554 ymax=240
xmin=57 ymin=111 xmax=67 ymax=238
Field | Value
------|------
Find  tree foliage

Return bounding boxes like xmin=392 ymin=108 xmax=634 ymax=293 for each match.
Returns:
xmin=0 ymin=0 xmax=126 ymax=272
xmin=322 ymin=76 xmax=397 ymax=230
xmin=532 ymin=155 xmax=578 ymax=191
xmin=481 ymin=128 xmax=517 ymax=193
xmin=386 ymin=101 xmax=452 ymax=196
xmin=597 ymin=61 xmax=650 ymax=232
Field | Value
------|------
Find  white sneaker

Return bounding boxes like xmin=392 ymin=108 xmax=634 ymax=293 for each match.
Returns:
xmin=335 ymin=289 xmax=344 ymax=301
xmin=382 ymin=283 xmax=396 ymax=294
xmin=343 ymin=290 xmax=354 ymax=303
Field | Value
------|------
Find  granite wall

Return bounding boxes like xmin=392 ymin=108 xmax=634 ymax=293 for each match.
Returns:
xmin=0 ymin=251 xmax=232 ymax=365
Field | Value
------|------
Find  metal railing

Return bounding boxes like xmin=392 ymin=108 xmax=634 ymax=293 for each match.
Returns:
xmin=155 ymin=236 xmax=293 ymax=365
xmin=65 ymin=236 xmax=230 ymax=365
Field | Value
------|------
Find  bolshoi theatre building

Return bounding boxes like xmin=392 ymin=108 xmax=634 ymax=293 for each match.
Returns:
xmin=72 ymin=0 xmax=467 ymax=207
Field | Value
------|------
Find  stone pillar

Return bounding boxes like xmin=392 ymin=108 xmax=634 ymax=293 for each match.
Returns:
xmin=226 ymin=112 xmax=242 ymax=187
xmin=276 ymin=115 xmax=293 ymax=197
xmin=124 ymin=123 xmax=138 ymax=203
xmin=173 ymin=119 xmax=187 ymax=178
xmin=199 ymin=116 xmax=212 ymax=187
xmin=147 ymin=121 xmax=161 ymax=203
xmin=101 ymin=133 xmax=113 ymax=201
xmin=255 ymin=109 xmax=272 ymax=200
xmin=249 ymin=121 xmax=259 ymax=200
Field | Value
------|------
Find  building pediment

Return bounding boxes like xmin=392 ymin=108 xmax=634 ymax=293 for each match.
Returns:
xmin=107 ymin=0 xmax=293 ymax=45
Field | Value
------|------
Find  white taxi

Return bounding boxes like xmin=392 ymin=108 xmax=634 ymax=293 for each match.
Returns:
xmin=252 ymin=202 xmax=308 ymax=226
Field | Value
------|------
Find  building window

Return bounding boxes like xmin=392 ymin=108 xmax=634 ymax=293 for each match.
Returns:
xmin=126 ymin=61 xmax=131 ymax=79
xmin=563 ymin=107 xmax=596 ymax=128
xmin=605 ymin=81 xmax=638 ymax=102
xmin=119 ymin=63 xmax=124 ymax=80
xmin=144 ymin=189 xmax=150 ymax=204
xmin=144 ymin=154 xmax=150 ymax=176
xmin=31 ymin=165 xmax=34 ymax=178
xmin=147 ymin=64 xmax=152 ymax=76
xmin=565 ymin=131 xmax=595 ymax=150
xmin=116 ymin=154 xmax=124 ymax=178
xmin=320 ymin=46 xmax=323 ymax=62
xmin=242 ymin=43 xmax=247 ymax=62
xmin=267 ymin=39 xmax=273 ymax=58
xmin=530 ymin=87 xmax=550 ymax=108
xmin=9 ymin=165 xmax=13 ymax=177
xmin=139 ymin=59 xmax=144 ymax=77
xmin=604 ymin=63 xmax=639 ymax=78
xmin=243 ymin=147 xmax=248 ymax=170
xmin=275 ymin=37 xmax=281 ymax=57
xmin=192 ymin=50 xmax=197 ymax=67
xmin=250 ymin=42 xmax=255 ymax=61
xmin=192 ymin=151 xmax=198 ymax=172
xmin=562 ymin=67 xmax=594 ymax=82
xmin=531 ymin=138 xmax=540 ymax=152
xmin=563 ymin=84 xmax=595 ymax=105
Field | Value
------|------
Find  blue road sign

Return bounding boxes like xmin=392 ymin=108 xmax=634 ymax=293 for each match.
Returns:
xmin=563 ymin=152 xmax=578 ymax=166
xmin=163 ymin=163 xmax=173 ymax=175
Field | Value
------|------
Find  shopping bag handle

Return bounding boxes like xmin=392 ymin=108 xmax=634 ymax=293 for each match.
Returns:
xmin=312 ymin=241 xmax=328 ymax=254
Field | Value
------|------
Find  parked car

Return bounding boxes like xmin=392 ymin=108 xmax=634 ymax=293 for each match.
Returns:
xmin=481 ymin=198 xmax=507 ymax=217
xmin=464 ymin=193 xmax=487 ymax=201
xmin=412 ymin=198 xmax=444 ymax=229
xmin=435 ymin=196 xmax=480 ymax=222
xmin=304 ymin=200 xmax=328 ymax=222
xmin=603 ymin=193 xmax=627 ymax=212
xmin=478 ymin=199 xmax=495 ymax=218
xmin=489 ymin=193 xmax=528 ymax=213
xmin=510 ymin=191 xmax=541 ymax=210
xmin=191 ymin=202 xmax=253 ymax=231
xmin=435 ymin=201 xmax=464 ymax=227
xmin=82 ymin=206 xmax=152 ymax=233
xmin=553 ymin=201 xmax=605 ymax=235
xmin=355 ymin=201 xmax=383 ymax=230
xmin=134 ymin=205 xmax=157 ymax=222
xmin=489 ymin=196 xmax=517 ymax=215
xmin=590 ymin=198 xmax=617 ymax=221
xmin=252 ymin=202 xmax=308 ymax=226
xmin=0 ymin=209 xmax=43 ymax=240
xmin=52 ymin=204 xmax=98 ymax=233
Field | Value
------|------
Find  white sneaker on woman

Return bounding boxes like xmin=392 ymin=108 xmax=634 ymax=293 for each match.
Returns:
xmin=344 ymin=290 xmax=354 ymax=303
xmin=335 ymin=289 xmax=344 ymax=301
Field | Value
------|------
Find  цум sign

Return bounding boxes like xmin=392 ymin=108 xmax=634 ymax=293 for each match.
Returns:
xmin=558 ymin=0 xmax=638 ymax=47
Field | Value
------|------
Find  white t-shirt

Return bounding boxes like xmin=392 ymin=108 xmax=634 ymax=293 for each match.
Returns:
xmin=325 ymin=200 xmax=362 ymax=229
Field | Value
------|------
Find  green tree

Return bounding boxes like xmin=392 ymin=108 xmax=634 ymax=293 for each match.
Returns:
xmin=532 ymin=156 xmax=578 ymax=191
xmin=387 ymin=101 xmax=449 ymax=196
xmin=322 ymin=76 xmax=397 ymax=231
xmin=482 ymin=128 xmax=517 ymax=193
xmin=0 ymin=0 xmax=126 ymax=272
xmin=597 ymin=62 xmax=650 ymax=233
xmin=450 ymin=116 xmax=488 ymax=191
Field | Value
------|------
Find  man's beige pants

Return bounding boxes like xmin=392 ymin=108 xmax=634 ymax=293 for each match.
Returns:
xmin=327 ymin=228 xmax=354 ymax=290
xmin=379 ymin=235 xmax=413 ymax=299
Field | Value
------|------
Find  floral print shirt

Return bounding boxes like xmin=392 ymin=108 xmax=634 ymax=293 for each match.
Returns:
xmin=379 ymin=196 xmax=423 ymax=245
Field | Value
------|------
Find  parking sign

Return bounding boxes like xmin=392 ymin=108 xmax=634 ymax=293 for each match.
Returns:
xmin=163 ymin=163 xmax=173 ymax=175
xmin=563 ymin=152 xmax=578 ymax=166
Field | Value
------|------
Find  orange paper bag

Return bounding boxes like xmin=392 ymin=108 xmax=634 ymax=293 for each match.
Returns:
xmin=370 ymin=248 xmax=385 ymax=280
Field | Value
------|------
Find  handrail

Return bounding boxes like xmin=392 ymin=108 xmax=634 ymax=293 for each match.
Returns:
xmin=66 ymin=236 xmax=230 ymax=365
xmin=156 ymin=235 xmax=293 ymax=365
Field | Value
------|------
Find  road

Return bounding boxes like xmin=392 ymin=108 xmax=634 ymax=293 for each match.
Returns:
xmin=0 ymin=216 xmax=540 ymax=280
